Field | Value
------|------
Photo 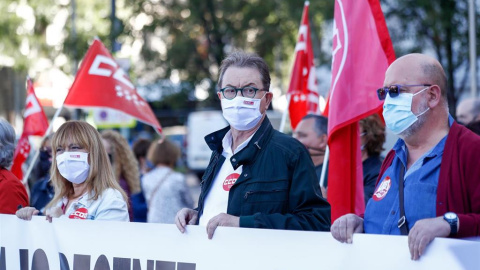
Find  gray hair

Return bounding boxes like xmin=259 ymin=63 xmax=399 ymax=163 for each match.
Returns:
xmin=301 ymin=114 xmax=328 ymax=137
xmin=0 ymin=118 xmax=16 ymax=168
xmin=217 ymin=51 xmax=271 ymax=91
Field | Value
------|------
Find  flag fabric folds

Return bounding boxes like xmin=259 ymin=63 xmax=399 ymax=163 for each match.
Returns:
xmin=11 ymin=79 xmax=49 ymax=180
xmin=325 ymin=0 xmax=395 ymax=222
xmin=63 ymin=39 xmax=162 ymax=134
xmin=287 ymin=1 xmax=319 ymax=130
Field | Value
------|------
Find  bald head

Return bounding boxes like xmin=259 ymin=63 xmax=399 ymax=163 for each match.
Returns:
xmin=385 ymin=53 xmax=448 ymax=101
xmin=457 ymin=97 xmax=480 ymax=124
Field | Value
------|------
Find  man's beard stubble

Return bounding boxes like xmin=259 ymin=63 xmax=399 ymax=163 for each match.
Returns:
xmin=398 ymin=98 xmax=429 ymax=139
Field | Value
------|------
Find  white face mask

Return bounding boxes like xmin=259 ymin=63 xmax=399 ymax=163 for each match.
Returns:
xmin=56 ymin=152 xmax=90 ymax=184
xmin=221 ymin=95 xmax=265 ymax=131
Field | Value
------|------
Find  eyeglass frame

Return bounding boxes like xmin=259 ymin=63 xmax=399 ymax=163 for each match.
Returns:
xmin=376 ymin=84 xmax=432 ymax=100
xmin=218 ymin=86 xmax=267 ymax=100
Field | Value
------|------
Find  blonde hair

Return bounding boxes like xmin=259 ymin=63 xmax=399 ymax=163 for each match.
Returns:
xmin=101 ymin=130 xmax=140 ymax=193
xmin=147 ymin=138 xmax=180 ymax=168
xmin=47 ymin=121 xmax=128 ymax=208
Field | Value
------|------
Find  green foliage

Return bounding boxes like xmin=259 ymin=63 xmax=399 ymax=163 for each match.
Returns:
xmin=126 ymin=0 xmax=333 ymax=109
xmin=382 ymin=0 xmax=475 ymax=116
xmin=0 ymin=0 xmax=119 ymax=75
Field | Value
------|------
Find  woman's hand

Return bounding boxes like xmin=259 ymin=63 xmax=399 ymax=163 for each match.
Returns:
xmin=45 ymin=207 xmax=64 ymax=222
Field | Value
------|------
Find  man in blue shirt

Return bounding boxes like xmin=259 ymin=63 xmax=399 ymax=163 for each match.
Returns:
xmin=331 ymin=53 xmax=464 ymax=260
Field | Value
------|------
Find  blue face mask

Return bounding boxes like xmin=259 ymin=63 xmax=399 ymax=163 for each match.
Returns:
xmin=382 ymin=87 xmax=430 ymax=134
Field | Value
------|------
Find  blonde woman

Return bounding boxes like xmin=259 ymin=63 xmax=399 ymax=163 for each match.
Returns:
xmin=101 ymin=130 xmax=140 ymax=193
xmin=16 ymin=121 xmax=129 ymax=221
xmin=101 ymin=130 xmax=141 ymax=221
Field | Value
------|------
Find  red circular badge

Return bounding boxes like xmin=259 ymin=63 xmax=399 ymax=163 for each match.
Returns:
xmin=372 ymin=177 xmax=392 ymax=201
xmin=223 ymin=173 xmax=239 ymax=191
xmin=69 ymin=207 xmax=89 ymax=219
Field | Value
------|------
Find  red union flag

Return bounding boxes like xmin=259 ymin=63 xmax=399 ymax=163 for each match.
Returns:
xmin=11 ymin=135 xmax=30 ymax=180
xmin=64 ymin=39 xmax=162 ymax=134
xmin=23 ymin=79 xmax=49 ymax=136
xmin=325 ymin=0 xmax=395 ymax=221
xmin=11 ymin=78 xmax=49 ymax=179
xmin=287 ymin=1 xmax=319 ymax=130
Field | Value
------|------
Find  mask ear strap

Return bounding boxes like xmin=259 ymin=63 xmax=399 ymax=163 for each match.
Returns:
xmin=416 ymin=107 xmax=430 ymax=117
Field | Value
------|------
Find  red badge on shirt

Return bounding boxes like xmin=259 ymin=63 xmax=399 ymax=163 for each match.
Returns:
xmin=69 ymin=207 xmax=88 ymax=219
xmin=223 ymin=173 xmax=239 ymax=191
xmin=373 ymin=177 xmax=391 ymax=201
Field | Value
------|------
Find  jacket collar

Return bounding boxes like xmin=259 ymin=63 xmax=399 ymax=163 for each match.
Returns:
xmin=205 ymin=116 xmax=274 ymax=170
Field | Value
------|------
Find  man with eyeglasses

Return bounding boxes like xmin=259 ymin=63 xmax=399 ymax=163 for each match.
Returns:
xmin=175 ymin=51 xmax=331 ymax=239
xmin=331 ymin=53 xmax=480 ymax=260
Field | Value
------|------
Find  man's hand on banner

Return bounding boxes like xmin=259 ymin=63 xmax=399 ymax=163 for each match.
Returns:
xmin=408 ymin=216 xmax=452 ymax=261
xmin=206 ymin=213 xmax=240 ymax=239
xmin=175 ymin=208 xmax=199 ymax=233
xmin=331 ymin=214 xmax=364 ymax=244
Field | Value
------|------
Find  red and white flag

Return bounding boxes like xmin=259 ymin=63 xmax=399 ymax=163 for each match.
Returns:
xmin=287 ymin=1 xmax=319 ymax=130
xmin=11 ymin=79 xmax=49 ymax=179
xmin=64 ymin=39 xmax=162 ymax=134
xmin=324 ymin=0 xmax=395 ymax=221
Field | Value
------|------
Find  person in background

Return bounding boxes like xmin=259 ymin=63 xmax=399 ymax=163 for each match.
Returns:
xmin=142 ymin=138 xmax=193 ymax=224
xmin=16 ymin=121 xmax=129 ymax=221
xmin=30 ymin=134 xmax=55 ymax=215
xmin=101 ymin=130 xmax=141 ymax=221
xmin=130 ymin=138 xmax=153 ymax=222
xmin=456 ymin=97 xmax=480 ymax=125
xmin=359 ymin=114 xmax=385 ymax=205
xmin=331 ymin=53 xmax=480 ymax=260
xmin=0 ymin=118 xmax=29 ymax=214
xmin=293 ymin=114 xmax=329 ymax=196
xmin=465 ymin=120 xmax=480 ymax=135
xmin=132 ymin=138 xmax=153 ymax=178
xmin=175 ymin=51 xmax=331 ymax=239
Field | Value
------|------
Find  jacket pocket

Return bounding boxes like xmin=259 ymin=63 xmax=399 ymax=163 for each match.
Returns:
xmin=244 ymin=189 xmax=287 ymax=202
xmin=241 ymin=180 xmax=289 ymax=215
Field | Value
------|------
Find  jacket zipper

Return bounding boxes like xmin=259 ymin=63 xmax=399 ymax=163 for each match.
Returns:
xmin=244 ymin=189 xmax=286 ymax=199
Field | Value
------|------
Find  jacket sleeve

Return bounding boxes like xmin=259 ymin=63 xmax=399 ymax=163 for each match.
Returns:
xmin=455 ymin=132 xmax=480 ymax=238
xmin=239 ymin=149 xmax=331 ymax=231
xmin=95 ymin=189 xmax=130 ymax=222
xmin=0 ymin=173 xmax=29 ymax=214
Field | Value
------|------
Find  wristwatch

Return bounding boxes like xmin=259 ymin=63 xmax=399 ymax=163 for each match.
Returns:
xmin=443 ymin=212 xmax=458 ymax=236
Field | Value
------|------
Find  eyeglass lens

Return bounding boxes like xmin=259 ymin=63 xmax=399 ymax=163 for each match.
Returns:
xmin=377 ymin=85 xmax=400 ymax=100
xmin=223 ymin=86 xmax=257 ymax=99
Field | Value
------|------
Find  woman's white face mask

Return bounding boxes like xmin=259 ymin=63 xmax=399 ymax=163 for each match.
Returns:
xmin=56 ymin=152 xmax=90 ymax=184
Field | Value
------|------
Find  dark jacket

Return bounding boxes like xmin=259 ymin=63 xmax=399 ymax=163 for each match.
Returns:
xmin=362 ymin=155 xmax=383 ymax=205
xmin=30 ymin=175 xmax=54 ymax=215
xmin=378 ymin=121 xmax=480 ymax=238
xmin=197 ymin=117 xmax=331 ymax=231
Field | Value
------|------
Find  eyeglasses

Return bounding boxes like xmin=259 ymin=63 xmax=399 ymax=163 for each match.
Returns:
xmin=219 ymin=86 xmax=266 ymax=100
xmin=376 ymin=84 xmax=431 ymax=100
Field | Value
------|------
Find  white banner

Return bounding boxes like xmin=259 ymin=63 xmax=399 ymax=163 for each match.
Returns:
xmin=1 ymin=214 xmax=479 ymax=270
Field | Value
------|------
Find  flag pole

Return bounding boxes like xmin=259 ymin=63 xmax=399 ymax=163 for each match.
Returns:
xmin=22 ymin=104 xmax=64 ymax=186
xmin=319 ymin=145 xmax=329 ymax=188
xmin=279 ymin=94 xmax=291 ymax=133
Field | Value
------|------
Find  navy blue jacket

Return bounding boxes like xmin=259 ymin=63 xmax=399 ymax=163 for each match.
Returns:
xmin=30 ymin=175 xmax=54 ymax=215
xmin=197 ymin=117 xmax=331 ymax=231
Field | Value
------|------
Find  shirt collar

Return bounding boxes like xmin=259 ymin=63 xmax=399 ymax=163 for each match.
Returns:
xmin=393 ymin=132 xmax=448 ymax=166
xmin=222 ymin=130 xmax=255 ymax=155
